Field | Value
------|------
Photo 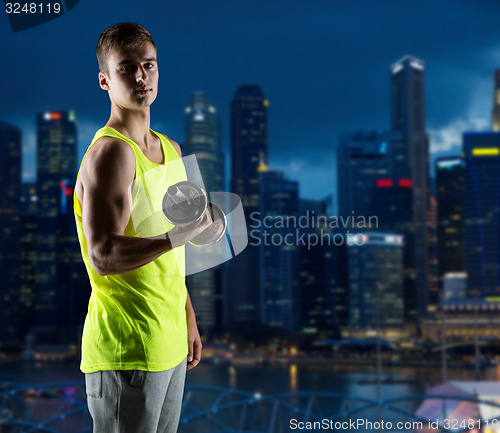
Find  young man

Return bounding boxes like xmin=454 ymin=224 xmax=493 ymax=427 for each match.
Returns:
xmin=74 ymin=22 xmax=211 ymax=433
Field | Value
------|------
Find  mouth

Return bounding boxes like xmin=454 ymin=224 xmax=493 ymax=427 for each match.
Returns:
xmin=135 ymin=88 xmax=152 ymax=95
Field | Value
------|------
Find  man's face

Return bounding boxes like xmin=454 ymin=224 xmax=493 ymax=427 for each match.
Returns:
xmin=99 ymin=41 xmax=159 ymax=109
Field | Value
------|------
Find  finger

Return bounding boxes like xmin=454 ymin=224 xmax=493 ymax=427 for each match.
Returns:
xmin=194 ymin=340 xmax=202 ymax=363
xmin=186 ymin=358 xmax=199 ymax=372
xmin=187 ymin=345 xmax=194 ymax=363
xmin=202 ymin=212 xmax=211 ymax=227
xmin=204 ymin=208 xmax=213 ymax=224
xmin=199 ymin=215 xmax=212 ymax=232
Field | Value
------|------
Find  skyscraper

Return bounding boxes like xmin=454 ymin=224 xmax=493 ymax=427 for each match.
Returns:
xmin=435 ymin=157 xmax=466 ymax=290
xmin=20 ymin=184 xmax=37 ymax=337
xmin=230 ymin=85 xmax=268 ymax=210
xmin=371 ymin=178 xmax=412 ymax=228
xmin=226 ymin=85 xmax=268 ymax=327
xmin=184 ymin=91 xmax=224 ymax=334
xmin=258 ymin=169 xmax=299 ymax=330
xmin=337 ymin=130 xmax=392 ymax=221
xmin=323 ymin=236 xmax=349 ymax=334
xmin=0 ymin=122 xmax=22 ymax=347
xmin=36 ymin=110 xmax=84 ymax=338
xmin=462 ymin=132 xmax=500 ymax=298
xmin=337 ymin=129 xmax=408 ymax=335
xmin=347 ymin=232 xmax=404 ymax=329
xmin=390 ymin=55 xmax=429 ymax=320
xmin=184 ymin=91 xmax=224 ymax=192
xmin=299 ymin=199 xmax=349 ymax=339
xmin=492 ymin=69 xmax=500 ymax=131
xmin=427 ymin=188 xmax=439 ymax=308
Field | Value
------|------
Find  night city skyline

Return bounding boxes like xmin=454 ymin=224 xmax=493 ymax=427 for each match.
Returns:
xmin=2 ymin=0 xmax=500 ymax=201
xmin=4 ymin=4 xmax=500 ymax=432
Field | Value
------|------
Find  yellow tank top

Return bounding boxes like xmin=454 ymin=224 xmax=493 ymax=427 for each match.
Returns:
xmin=74 ymin=126 xmax=188 ymax=373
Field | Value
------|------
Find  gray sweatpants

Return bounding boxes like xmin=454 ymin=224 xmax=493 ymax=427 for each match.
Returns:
xmin=85 ymin=357 xmax=187 ymax=433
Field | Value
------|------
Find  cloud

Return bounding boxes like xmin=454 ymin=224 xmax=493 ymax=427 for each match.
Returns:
xmin=21 ymin=126 xmax=36 ymax=183
xmin=288 ymin=160 xmax=305 ymax=173
xmin=429 ymin=117 xmax=489 ymax=155
xmin=429 ymin=72 xmax=492 ymax=157
xmin=24 ymin=129 xmax=36 ymax=152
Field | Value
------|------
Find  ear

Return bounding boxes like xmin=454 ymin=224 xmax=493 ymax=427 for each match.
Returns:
xmin=99 ymin=71 xmax=109 ymax=91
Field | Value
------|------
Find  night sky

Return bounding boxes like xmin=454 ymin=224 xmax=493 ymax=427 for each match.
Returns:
xmin=1 ymin=0 xmax=500 ymax=201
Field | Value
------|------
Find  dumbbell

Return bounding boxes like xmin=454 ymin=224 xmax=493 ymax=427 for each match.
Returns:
xmin=161 ymin=181 xmax=227 ymax=246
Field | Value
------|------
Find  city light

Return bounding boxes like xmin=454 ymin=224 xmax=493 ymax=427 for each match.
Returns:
xmin=43 ymin=112 xmax=62 ymax=120
xmin=437 ymin=159 xmax=463 ymax=169
xmin=376 ymin=178 xmax=393 ymax=187
xmin=410 ymin=60 xmax=424 ymax=70
xmin=391 ymin=64 xmax=403 ymax=74
xmin=472 ymin=147 xmax=500 ymax=156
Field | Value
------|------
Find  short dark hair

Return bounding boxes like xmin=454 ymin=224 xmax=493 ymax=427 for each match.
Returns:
xmin=96 ymin=22 xmax=156 ymax=73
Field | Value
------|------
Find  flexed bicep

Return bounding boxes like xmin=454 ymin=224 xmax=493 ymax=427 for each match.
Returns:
xmin=80 ymin=138 xmax=135 ymax=274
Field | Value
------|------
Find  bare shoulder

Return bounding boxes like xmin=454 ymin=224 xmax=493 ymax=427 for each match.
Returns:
xmin=161 ymin=133 xmax=182 ymax=158
xmin=80 ymin=136 xmax=135 ymax=188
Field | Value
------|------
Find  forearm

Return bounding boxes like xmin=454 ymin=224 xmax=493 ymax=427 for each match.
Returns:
xmin=90 ymin=233 xmax=174 ymax=276
xmin=186 ymin=289 xmax=196 ymax=321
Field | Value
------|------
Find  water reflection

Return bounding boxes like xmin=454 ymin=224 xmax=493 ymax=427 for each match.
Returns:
xmin=229 ymin=364 xmax=237 ymax=389
xmin=290 ymin=363 xmax=297 ymax=393
xmin=0 ymin=362 xmax=497 ymax=433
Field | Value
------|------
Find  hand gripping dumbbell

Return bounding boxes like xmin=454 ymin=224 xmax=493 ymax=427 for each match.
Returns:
xmin=161 ymin=181 xmax=227 ymax=246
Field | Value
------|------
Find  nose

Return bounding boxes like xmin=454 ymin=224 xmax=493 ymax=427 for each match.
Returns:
xmin=136 ymin=65 xmax=148 ymax=82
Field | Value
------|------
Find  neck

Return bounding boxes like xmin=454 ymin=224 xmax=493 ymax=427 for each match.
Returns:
xmin=106 ymin=105 xmax=153 ymax=147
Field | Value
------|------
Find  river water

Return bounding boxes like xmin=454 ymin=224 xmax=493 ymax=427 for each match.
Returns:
xmin=0 ymin=361 xmax=497 ymax=432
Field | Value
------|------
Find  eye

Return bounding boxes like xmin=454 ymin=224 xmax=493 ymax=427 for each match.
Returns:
xmin=145 ymin=63 xmax=154 ymax=69
xmin=120 ymin=65 xmax=137 ymax=72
